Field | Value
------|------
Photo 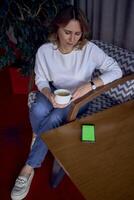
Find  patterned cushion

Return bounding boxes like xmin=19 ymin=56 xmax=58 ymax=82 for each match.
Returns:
xmin=78 ymin=40 xmax=134 ymax=117
xmin=77 ymin=93 xmax=119 ymax=119
xmin=105 ymin=80 xmax=134 ymax=103
xmin=92 ymin=40 xmax=134 ymax=76
xmin=91 ymin=40 xmax=134 ymax=103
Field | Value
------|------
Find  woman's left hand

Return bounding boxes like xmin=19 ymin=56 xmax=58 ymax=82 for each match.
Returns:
xmin=71 ymin=83 xmax=92 ymax=101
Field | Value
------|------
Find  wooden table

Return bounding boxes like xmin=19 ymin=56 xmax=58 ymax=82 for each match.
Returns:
xmin=41 ymin=100 xmax=134 ymax=200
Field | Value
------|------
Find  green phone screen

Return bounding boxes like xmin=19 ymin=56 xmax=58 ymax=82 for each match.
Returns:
xmin=82 ymin=124 xmax=95 ymax=142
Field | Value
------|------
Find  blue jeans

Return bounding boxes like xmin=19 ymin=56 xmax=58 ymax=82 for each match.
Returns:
xmin=26 ymin=91 xmax=89 ymax=168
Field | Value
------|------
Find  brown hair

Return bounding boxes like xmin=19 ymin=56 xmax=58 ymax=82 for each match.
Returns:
xmin=48 ymin=5 xmax=91 ymax=49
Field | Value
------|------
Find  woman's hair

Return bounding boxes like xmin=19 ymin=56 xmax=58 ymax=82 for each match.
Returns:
xmin=48 ymin=5 xmax=91 ymax=49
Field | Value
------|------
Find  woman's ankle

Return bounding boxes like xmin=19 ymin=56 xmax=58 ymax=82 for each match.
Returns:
xmin=19 ymin=164 xmax=34 ymax=177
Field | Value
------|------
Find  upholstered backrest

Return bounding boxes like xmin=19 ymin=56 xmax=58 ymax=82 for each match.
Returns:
xmin=92 ymin=40 xmax=134 ymax=103
xmin=92 ymin=40 xmax=134 ymax=75
xmin=77 ymin=40 xmax=134 ymax=118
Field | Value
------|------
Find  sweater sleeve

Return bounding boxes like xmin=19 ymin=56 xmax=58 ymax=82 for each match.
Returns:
xmin=91 ymin=44 xmax=123 ymax=84
xmin=34 ymin=47 xmax=50 ymax=91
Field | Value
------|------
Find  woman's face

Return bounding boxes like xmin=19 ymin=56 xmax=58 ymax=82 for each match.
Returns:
xmin=57 ymin=19 xmax=82 ymax=50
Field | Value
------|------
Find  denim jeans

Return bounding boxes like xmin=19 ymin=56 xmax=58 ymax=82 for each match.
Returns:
xmin=26 ymin=91 xmax=90 ymax=168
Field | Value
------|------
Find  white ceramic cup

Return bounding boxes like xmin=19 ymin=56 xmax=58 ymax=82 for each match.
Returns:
xmin=54 ymin=89 xmax=72 ymax=105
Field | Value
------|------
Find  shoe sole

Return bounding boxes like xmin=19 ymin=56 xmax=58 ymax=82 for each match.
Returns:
xmin=11 ymin=170 xmax=34 ymax=200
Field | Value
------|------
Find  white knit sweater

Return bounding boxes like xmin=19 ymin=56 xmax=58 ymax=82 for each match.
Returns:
xmin=34 ymin=41 xmax=122 ymax=93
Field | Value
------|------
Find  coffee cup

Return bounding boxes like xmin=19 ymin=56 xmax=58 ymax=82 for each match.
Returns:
xmin=54 ymin=89 xmax=72 ymax=104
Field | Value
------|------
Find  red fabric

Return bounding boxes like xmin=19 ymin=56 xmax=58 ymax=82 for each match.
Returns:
xmin=9 ymin=67 xmax=30 ymax=94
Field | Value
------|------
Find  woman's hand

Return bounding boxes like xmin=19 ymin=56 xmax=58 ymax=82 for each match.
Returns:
xmin=42 ymin=87 xmax=69 ymax=108
xmin=50 ymin=93 xmax=69 ymax=108
xmin=72 ymin=83 xmax=92 ymax=101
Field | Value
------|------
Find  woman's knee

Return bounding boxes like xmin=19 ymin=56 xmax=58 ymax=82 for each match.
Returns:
xmin=49 ymin=107 xmax=70 ymax=128
xmin=49 ymin=112 xmax=63 ymax=128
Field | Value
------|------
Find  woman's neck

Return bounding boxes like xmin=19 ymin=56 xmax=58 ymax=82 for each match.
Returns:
xmin=57 ymin=43 xmax=74 ymax=54
xmin=58 ymin=46 xmax=74 ymax=54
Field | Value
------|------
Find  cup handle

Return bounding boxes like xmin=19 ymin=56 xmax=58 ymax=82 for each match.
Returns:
xmin=67 ymin=97 xmax=73 ymax=105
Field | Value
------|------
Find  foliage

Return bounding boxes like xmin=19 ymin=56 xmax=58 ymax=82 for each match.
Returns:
xmin=0 ymin=0 xmax=70 ymax=75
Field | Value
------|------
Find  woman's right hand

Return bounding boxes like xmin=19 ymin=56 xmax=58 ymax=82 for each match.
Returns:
xmin=41 ymin=87 xmax=69 ymax=108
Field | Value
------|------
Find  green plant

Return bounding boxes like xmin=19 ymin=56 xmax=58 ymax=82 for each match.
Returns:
xmin=0 ymin=0 xmax=70 ymax=75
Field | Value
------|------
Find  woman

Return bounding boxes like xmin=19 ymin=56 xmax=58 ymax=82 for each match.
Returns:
xmin=11 ymin=5 xmax=122 ymax=200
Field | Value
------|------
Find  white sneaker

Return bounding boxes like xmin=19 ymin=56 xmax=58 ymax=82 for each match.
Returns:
xmin=11 ymin=170 xmax=34 ymax=200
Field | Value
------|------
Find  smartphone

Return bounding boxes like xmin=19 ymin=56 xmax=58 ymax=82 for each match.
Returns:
xmin=81 ymin=124 xmax=95 ymax=143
